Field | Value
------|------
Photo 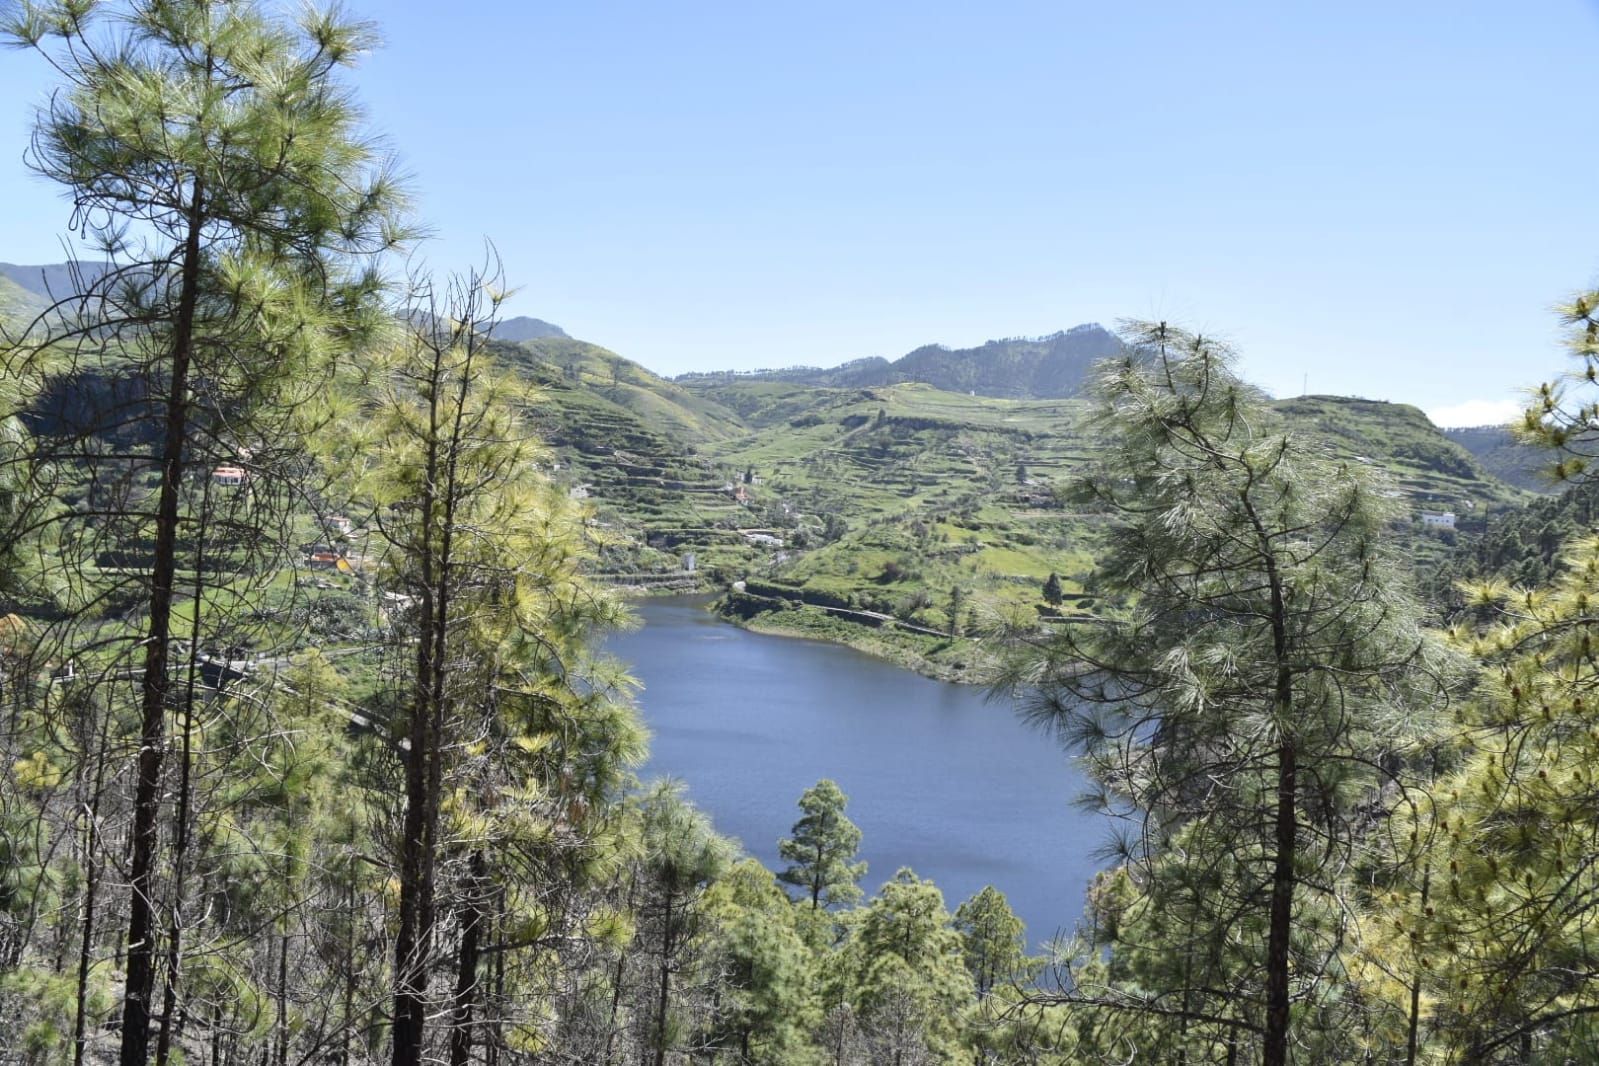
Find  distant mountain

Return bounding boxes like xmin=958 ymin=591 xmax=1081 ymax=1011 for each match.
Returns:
xmin=1443 ymin=424 xmax=1557 ymax=494
xmin=0 ymin=261 xmax=112 ymax=302
xmin=1 ymin=263 xmax=575 ymax=343
xmin=677 ymin=323 xmax=1125 ymax=399
xmin=485 ymin=316 xmax=569 ymax=342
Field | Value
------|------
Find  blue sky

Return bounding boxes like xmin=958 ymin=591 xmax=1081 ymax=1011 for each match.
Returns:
xmin=3 ymin=1 xmax=1598 ymax=424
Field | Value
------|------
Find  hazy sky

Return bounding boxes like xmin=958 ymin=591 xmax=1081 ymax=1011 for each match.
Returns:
xmin=3 ymin=1 xmax=1598 ymax=425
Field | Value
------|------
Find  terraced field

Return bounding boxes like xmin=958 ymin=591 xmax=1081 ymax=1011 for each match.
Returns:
xmin=3 ymin=274 xmax=1529 ymax=680
xmin=459 ymin=334 xmax=1537 ymax=676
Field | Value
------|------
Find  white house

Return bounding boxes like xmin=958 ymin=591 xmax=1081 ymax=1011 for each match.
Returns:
xmin=1421 ymin=511 xmax=1457 ymax=530
xmin=211 ymin=464 xmax=247 ymax=486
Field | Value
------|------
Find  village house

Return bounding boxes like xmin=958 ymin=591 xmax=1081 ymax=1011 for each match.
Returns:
xmin=211 ymin=464 xmax=247 ymax=486
xmin=1421 ymin=511 xmax=1457 ymax=530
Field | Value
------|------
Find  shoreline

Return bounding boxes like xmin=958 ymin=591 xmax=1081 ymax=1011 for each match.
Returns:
xmin=720 ymin=599 xmax=993 ymax=685
xmin=609 ymin=580 xmax=998 ymax=684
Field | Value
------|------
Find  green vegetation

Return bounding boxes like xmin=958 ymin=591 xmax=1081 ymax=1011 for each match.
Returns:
xmin=661 ymin=384 xmax=1521 ymax=678
xmin=1002 ymin=325 xmax=1457 ymax=1064
xmin=777 ymin=779 xmax=867 ymax=912
xmin=0 ymin=274 xmax=46 ymax=323
xmin=0 ymin=8 xmax=1036 ymax=1065
xmin=1444 ymin=423 xmax=1557 ymax=493
xmin=7 ymin=3 xmax=1599 ymax=1064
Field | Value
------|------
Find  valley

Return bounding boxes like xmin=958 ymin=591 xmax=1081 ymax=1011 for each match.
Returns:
xmin=472 ymin=319 xmax=1545 ymax=678
xmin=0 ymin=260 xmax=1548 ymax=680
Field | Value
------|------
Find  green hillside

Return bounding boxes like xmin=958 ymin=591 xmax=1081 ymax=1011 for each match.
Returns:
xmin=696 ymin=383 xmax=1100 ymax=679
xmin=0 ymin=273 xmax=46 ymax=324
xmin=609 ymin=380 xmax=1531 ymax=679
xmin=4 ymin=267 xmax=1535 ymax=677
xmin=1444 ymin=423 xmax=1556 ymax=493
xmin=500 ymin=336 xmax=747 ymax=442
xmin=483 ymin=336 xmax=775 ymax=585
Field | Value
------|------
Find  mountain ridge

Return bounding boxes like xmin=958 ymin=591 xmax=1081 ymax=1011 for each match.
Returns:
xmin=485 ymin=315 xmax=569 ymax=342
xmin=0 ymin=260 xmax=113 ymax=302
xmin=676 ymin=323 xmax=1123 ymax=400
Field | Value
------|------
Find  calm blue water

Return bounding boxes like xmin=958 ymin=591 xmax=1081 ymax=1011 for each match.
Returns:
xmin=607 ymin=597 xmax=1103 ymax=948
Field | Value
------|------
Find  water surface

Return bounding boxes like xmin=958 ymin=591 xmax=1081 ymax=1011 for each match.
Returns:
xmin=608 ymin=597 xmax=1103 ymax=947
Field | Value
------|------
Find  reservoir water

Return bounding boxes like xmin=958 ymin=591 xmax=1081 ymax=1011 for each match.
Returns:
xmin=608 ymin=596 xmax=1104 ymax=948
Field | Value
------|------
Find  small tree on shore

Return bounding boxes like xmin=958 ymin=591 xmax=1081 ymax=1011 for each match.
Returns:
xmin=778 ymin=779 xmax=866 ymax=913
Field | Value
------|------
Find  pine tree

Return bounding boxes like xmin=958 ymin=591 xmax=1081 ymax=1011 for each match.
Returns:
xmin=947 ymin=586 xmax=965 ymax=637
xmin=1042 ymin=572 xmax=1064 ymax=608
xmin=2 ymin=6 xmax=409 ymax=1064
xmin=778 ymin=779 xmax=867 ymax=912
xmin=954 ymin=886 xmax=1026 ymax=998
xmin=633 ymin=782 xmax=735 ymax=1066
xmin=1358 ymin=542 xmax=1599 ymax=1062
xmin=1003 ymin=322 xmax=1454 ymax=1065
xmin=702 ymin=860 xmax=820 ymax=1062
xmin=843 ymin=869 xmax=975 ymax=1064
xmin=348 ymin=268 xmax=644 ymax=1065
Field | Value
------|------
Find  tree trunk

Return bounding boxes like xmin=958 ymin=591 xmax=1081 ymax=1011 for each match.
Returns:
xmin=341 ymin=875 xmax=357 ymax=1066
xmin=392 ymin=343 xmax=462 ymax=1066
xmin=152 ymin=697 xmax=194 ymax=1066
xmin=276 ymin=874 xmax=290 ymax=1066
xmin=604 ymin=874 xmax=638 ymax=1066
xmin=390 ymin=582 xmax=443 ymax=1066
xmin=488 ymin=886 xmax=505 ymax=1066
xmin=653 ymin=891 xmax=675 ymax=1066
xmin=156 ymin=516 xmax=208 ymax=1066
xmin=1263 ymin=737 xmax=1296 ymax=1066
xmin=122 ymin=176 xmax=206 ymax=1066
xmin=1404 ymin=868 xmax=1431 ymax=1066
xmin=74 ymin=706 xmax=112 ymax=1066
xmin=448 ymin=853 xmax=488 ymax=1066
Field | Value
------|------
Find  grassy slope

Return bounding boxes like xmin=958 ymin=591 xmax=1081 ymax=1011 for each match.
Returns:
xmin=0 ymin=308 xmax=1537 ymax=682
xmin=670 ymin=384 xmax=1531 ymax=678
xmin=0 ymin=274 xmax=46 ymax=326
xmin=694 ymin=382 xmax=1099 ymax=680
xmin=490 ymin=337 xmax=780 ymax=582
xmin=1443 ymin=424 xmax=1557 ymax=495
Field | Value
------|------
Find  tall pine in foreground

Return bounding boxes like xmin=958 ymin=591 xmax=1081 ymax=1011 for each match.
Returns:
xmin=1003 ymin=323 xmax=1454 ymax=1064
xmin=1353 ymin=280 xmax=1599 ymax=1062
xmin=1 ymin=4 xmax=408 ymax=1065
xmin=1358 ymin=548 xmax=1599 ymax=1062
xmin=348 ymin=269 xmax=644 ymax=1066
